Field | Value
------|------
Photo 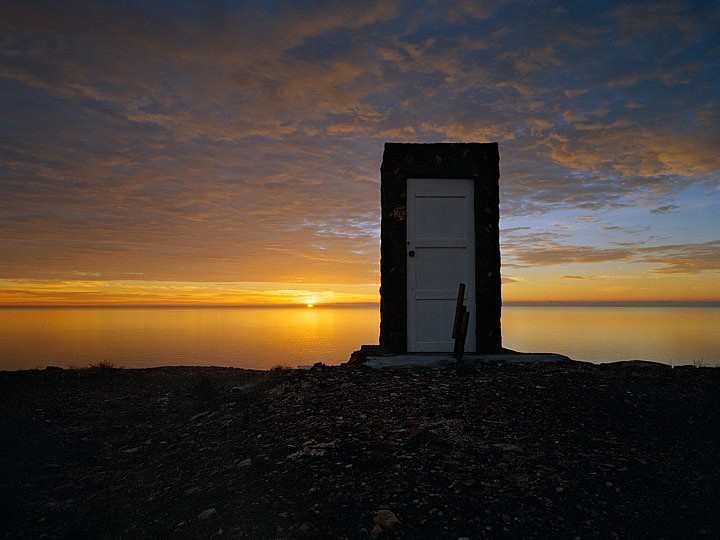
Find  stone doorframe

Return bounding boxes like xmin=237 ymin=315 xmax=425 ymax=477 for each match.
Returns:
xmin=379 ymin=142 xmax=502 ymax=353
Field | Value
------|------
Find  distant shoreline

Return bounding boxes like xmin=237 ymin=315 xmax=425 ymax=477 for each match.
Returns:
xmin=0 ymin=303 xmax=380 ymax=309
xmin=1 ymin=301 xmax=719 ymax=309
xmin=503 ymin=300 xmax=720 ymax=308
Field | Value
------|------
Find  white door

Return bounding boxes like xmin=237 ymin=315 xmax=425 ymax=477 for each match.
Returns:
xmin=407 ymin=178 xmax=476 ymax=352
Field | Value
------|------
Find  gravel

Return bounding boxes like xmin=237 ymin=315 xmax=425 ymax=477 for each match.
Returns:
xmin=1 ymin=361 xmax=718 ymax=539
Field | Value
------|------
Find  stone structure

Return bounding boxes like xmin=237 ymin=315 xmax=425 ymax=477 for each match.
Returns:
xmin=379 ymin=142 xmax=502 ymax=353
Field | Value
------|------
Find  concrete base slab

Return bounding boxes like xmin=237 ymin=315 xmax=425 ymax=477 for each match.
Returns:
xmin=363 ymin=353 xmax=572 ymax=369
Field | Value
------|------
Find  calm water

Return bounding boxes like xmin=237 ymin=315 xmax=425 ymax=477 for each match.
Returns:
xmin=0 ymin=306 xmax=718 ymax=371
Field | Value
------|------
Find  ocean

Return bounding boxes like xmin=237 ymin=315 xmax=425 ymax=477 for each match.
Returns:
xmin=1 ymin=305 xmax=718 ymax=371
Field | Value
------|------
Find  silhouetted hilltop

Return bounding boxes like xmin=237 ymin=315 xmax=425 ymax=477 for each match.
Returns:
xmin=1 ymin=361 xmax=718 ymax=539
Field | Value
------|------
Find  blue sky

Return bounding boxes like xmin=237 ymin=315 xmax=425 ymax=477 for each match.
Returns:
xmin=1 ymin=0 xmax=718 ymax=304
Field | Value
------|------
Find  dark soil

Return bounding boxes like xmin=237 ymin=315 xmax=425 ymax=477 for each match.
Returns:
xmin=1 ymin=361 xmax=719 ymax=539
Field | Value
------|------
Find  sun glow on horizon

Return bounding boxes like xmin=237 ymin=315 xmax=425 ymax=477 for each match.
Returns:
xmin=0 ymin=275 xmax=719 ymax=306
xmin=0 ymin=278 xmax=381 ymax=306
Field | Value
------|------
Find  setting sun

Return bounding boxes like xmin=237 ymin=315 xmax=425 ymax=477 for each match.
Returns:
xmin=307 ymin=303 xmax=314 ymax=308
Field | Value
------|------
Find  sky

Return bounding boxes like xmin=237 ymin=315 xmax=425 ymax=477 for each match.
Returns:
xmin=1 ymin=0 xmax=719 ymax=306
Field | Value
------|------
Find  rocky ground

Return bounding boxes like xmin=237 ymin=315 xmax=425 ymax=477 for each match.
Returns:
xmin=1 ymin=360 xmax=719 ymax=539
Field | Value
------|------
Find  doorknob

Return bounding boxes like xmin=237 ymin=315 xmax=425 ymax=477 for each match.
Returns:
xmin=408 ymin=250 xmax=415 ymax=257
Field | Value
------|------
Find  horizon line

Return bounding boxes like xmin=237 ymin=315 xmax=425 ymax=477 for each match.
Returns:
xmin=1 ymin=300 xmax=719 ymax=308
xmin=503 ymin=300 xmax=720 ymax=307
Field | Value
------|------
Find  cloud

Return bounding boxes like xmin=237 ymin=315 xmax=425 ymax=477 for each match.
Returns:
xmin=650 ymin=204 xmax=681 ymax=214
xmin=503 ymin=232 xmax=720 ymax=275
xmin=0 ymin=0 xmax=718 ymax=302
xmin=638 ymin=240 xmax=720 ymax=274
xmin=564 ymin=89 xmax=590 ymax=98
xmin=507 ymin=243 xmax=631 ymax=267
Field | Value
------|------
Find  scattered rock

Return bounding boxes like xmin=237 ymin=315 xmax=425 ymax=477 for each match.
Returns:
xmin=1 ymin=363 xmax=718 ymax=540
xmin=231 ymin=383 xmax=255 ymax=394
xmin=492 ymin=443 xmax=523 ymax=453
xmin=374 ymin=509 xmax=400 ymax=529
xmin=197 ymin=508 xmax=216 ymax=520
xmin=285 ymin=438 xmax=340 ymax=460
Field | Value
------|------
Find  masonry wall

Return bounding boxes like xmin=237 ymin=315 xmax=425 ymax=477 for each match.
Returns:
xmin=379 ymin=142 xmax=502 ymax=353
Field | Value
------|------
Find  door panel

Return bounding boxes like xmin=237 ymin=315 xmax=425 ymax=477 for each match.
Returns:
xmin=407 ymin=178 xmax=476 ymax=352
xmin=416 ymin=248 xmax=469 ymax=291
xmin=415 ymin=301 xmax=457 ymax=343
xmin=415 ymin=196 xmax=468 ymax=239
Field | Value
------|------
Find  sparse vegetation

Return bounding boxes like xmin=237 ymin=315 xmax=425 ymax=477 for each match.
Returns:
xmin=67 ymin=360 xmax=121 ymax=370
xmin=269 ymin=363 xmax=293 ymax=372
xmin=87 ymin=360 xmax=119 ymax=370
xmin=693 ymin=357 xmax=706 ymax=368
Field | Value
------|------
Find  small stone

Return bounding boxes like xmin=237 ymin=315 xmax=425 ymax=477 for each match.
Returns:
xmin=268 ymin=385 xmax=285 ymax=396
xmin=374 ymin=509 xmax=400 ymax=529
xmin=231 ymin=383 xmax=255 ymax=394
xmin=493 ymin=443 xmax=523 ymax=453
xmin=197 ymin=508 xmax=216 ymax=520
xmin=299 ymin=522 xmax=311 ymax=533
